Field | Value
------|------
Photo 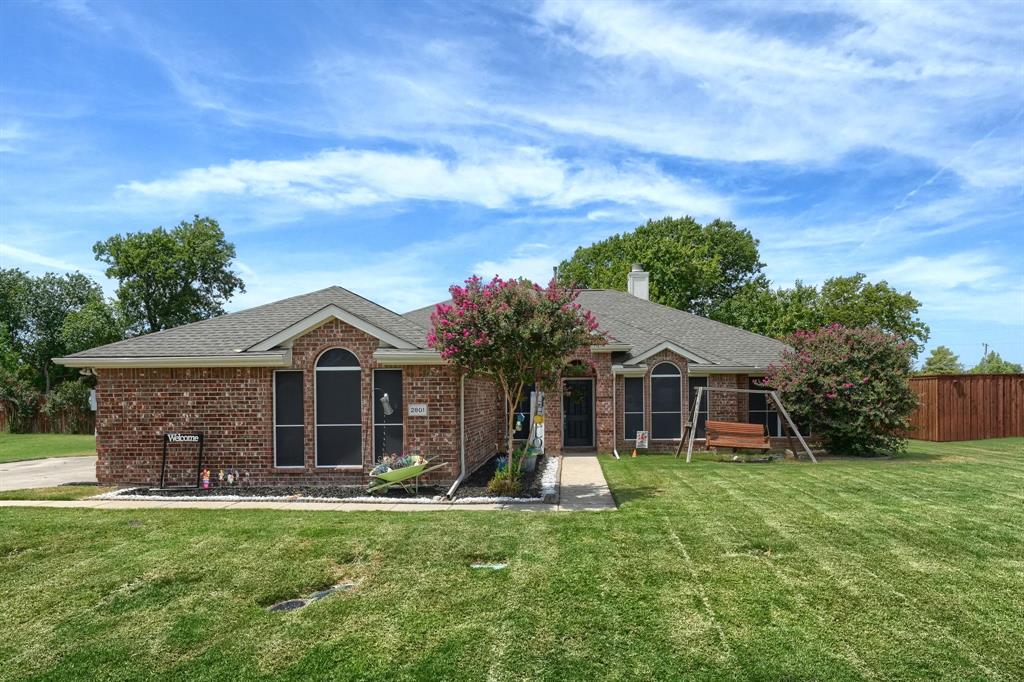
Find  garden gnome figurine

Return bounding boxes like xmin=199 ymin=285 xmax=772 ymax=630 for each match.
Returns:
xmin=631 ymin=448 xmax=638 ymax=458
xmin=202 ymin=469 xmax=210 ymax=489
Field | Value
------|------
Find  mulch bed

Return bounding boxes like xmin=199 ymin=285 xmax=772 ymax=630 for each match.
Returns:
xmin=452 ymin=455 xmax=547 ymax=499
xmin=119 ymin=454 xmax=547 ymax=501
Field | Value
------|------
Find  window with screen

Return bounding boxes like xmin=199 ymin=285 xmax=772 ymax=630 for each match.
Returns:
xmin=624 ymin=377 xmax=644 ymax=440
xmin=373 ymin=369 xmax=403 ymax=460
xmin=688 ymin=376 xmax=708 ymax=439
xmin=749 ymin=378 xmax=810 ymax=437
xmin=315 ymin=348 xmax=362 ymax=467
xmin=274 ymin=370 xmax=304 ymax=467
xmin=651 ymin=362 xmax=682 ymax=439
xmin=747 ymin=378 xmax=779 ymax=436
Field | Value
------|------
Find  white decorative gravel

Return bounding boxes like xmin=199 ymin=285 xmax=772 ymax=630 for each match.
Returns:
xmin=94 ymin=457 xmax=561 ymax=506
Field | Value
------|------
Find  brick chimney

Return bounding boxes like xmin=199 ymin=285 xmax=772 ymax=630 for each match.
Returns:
xmin=627 ymin=264 xmax=649 ymax=300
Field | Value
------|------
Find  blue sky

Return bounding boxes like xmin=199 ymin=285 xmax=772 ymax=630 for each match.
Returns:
xmin=1 ymin=0 xmax=1022 ymax=365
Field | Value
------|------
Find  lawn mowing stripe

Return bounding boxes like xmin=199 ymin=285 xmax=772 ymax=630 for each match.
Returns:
xmin=660 ymin=519 xmax=734 ymax=662
xmin=799 ymin=464 xmax=1022 ymax=554
xmin=662 ymin=471 xmax=885 ymax=679
xmin=728 ymin=467 xmax=1019 ymax=680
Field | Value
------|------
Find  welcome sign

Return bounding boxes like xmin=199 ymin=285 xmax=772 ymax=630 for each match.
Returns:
xmin=160 ymin=432 xmax=205 ymax=489
xmin=165 ymin=433 xmax=201 ymax=443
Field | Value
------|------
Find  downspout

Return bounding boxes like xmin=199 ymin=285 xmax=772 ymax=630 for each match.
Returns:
xmin=612 ymin=372 xmax=620 ymax=459
xmin=446 ymin=374 xmax=467 ymax=499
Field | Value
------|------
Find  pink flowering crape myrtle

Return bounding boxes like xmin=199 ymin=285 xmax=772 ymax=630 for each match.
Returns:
xmin=429 ymin=275 xmax=604 ymax=468
xmin=760 ymin=324 xmax=918 ymax=456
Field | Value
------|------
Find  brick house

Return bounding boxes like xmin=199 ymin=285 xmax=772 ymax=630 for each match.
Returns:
xmin=56 ymin=267 xmax=789 ymax=488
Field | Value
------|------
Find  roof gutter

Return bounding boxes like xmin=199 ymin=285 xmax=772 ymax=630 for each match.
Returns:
xmin=446 ymin=374 xmax=467 ymax=499
xmin=611 ymin=364 xmax=649 ymax=377
xmin=53 ymin=351 xmax=292 ymax=369
xmin=687 ymin=366 xmax=769 ymax=375
xmin=372 ymin=349 xmax=445 ymax=365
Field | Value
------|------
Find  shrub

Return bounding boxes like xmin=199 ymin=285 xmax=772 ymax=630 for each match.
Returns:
xmin=0 ymin=370 xmax=42 ymax=433
xmin=761 ymin=324 xmax=917 ymax=456
xmin=487 ymin=469 xmax=521 ymax=496
xmin=42 ymin=379 xmax=93 ymax=434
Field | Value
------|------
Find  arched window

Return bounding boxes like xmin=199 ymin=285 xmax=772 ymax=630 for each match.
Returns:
xmin=651 ymin=362 xmax=682 ymax=439
xmin=315 ymin=348 xmax=362 ymax=467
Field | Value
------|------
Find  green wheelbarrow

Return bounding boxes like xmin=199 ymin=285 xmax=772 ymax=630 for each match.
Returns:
xmin=367 ymin=460 xmax=445 ymax=495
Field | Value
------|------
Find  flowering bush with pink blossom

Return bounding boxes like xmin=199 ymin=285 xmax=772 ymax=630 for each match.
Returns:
xmin=761 ymin=324 xmax=917 ymax=456
xmin=429 ymin=275 xmax=603 ymax=468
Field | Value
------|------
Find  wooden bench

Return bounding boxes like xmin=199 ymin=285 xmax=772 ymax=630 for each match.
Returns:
xmin=705 ymin=420 xmax=771 ymax=452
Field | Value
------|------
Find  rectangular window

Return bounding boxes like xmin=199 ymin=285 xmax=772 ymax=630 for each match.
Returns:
xmin=623 ymin=377 xmax=644 ymax=440
xmin=274 ymin=370 xmax=304 ymax=467
xmin=688 ymin=376 xmax=708 ymax=439
xmin=749 ymin=379 xmax=810 ymax=437
xmin=373 ymin=369 xmax=404 ymax=459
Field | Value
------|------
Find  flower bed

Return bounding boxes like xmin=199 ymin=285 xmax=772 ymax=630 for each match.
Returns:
xmin=99 ymin=455 xmax=560 ymax=504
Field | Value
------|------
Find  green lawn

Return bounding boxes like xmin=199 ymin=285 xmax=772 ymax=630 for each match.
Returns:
xmin=0 ymin=433 xmax=96 ymax=464
xmin=2 ymin=438 xmax=1022 ymax=681
xmin=0 ymin=485 xmax=115 ymax=501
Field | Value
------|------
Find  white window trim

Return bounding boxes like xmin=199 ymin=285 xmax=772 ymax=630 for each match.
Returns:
xmin=273 ymin=370 xmax=305 ymax=469
xmin=623 ymin=376 xmax=644 ymax=442
xmin=314 ymin=347 xmax=364 ymax=469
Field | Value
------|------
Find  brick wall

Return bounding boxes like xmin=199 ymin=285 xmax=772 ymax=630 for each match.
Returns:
xmin=463 ymin=376 xmax=501 ymax=473
xmin=95 ymin=366 xmax=274 ymax=486
xmin=94 ymin=317 xmax=499 ymax=487
xmin=612 ymin=349 xmax=691 ymax=453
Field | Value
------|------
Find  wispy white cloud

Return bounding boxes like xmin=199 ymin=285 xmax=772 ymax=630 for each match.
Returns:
xmin=531 ymin=0 xmax=1024 ymax=189
xmin=0 ymin=243 xmax=102 ymax=277
xmin=119 ymin=146 xmax=729 ymax=216
xmin=0 ymin=120 xmax=30 ymax=153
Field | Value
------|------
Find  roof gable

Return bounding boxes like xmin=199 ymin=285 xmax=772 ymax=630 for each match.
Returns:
xmin=58 ymin=286 xmax=431 ymax=365
xmin=247 ymin=304 xmax=418 ymax=351
xmin=404 ymin=288 xmax=787 ymax=370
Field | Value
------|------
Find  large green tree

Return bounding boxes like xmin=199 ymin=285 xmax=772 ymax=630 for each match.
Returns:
xmin=0 ymin=268 xmax=31 ymax=355
xmin=919 ymin=346 xmax=964 ymax=374
xmin=713 ymin=274 xmax=929 ymax=352
xmin=60 ymin=299 xmax=127 ymax=355
xmin=970 ymin=351 xmax=1022 ymax=374
xmin=93 ymin=215 xmax=245 ymax=333
xmin=556 ymin=216 xmax=763 ymax=315
xmin=20 ymin=272 xmax=107 ymax=392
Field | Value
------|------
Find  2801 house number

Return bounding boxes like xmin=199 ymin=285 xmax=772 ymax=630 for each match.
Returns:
xmin=407 ymin=404 xmax=428 ymax=417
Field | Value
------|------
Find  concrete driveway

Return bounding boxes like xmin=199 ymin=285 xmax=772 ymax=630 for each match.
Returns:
xmin=0 ymin=456 xmax=98 ymax=491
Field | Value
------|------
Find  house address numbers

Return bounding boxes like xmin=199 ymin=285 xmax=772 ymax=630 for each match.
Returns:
xmin=407 ymin=404 xmax=428 ymax=417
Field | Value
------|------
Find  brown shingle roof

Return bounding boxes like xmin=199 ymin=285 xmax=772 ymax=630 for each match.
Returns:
xmin=63 ymin=286 xmax=430 ymax=359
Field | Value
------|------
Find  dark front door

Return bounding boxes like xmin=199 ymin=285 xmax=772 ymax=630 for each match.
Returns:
xmin=563 ymin=379 xmax=594 ymax=447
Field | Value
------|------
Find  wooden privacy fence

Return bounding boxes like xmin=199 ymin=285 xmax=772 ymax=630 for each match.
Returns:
xmin=907 ymin=374 xmax=1024 ymax=442
xmin=0 ymin=407 xmax=95 ymax=434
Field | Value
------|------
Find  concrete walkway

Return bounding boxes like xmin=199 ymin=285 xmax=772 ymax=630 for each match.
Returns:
xmin=0 ymin=455 xmax=617 ymax=512
xmin=0 ymin=456 xmax=97 ymax=491
xmin=558 ymin=455 xmax=617 ymax=510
